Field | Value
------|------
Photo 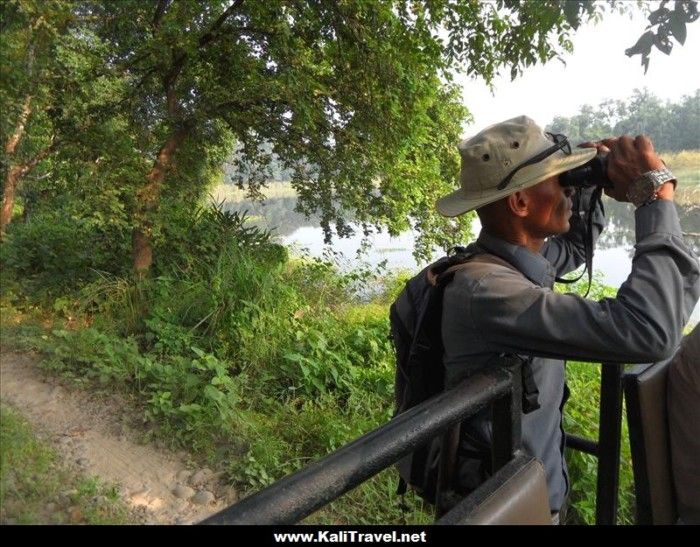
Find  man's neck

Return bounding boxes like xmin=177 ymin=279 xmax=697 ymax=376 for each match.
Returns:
xmin=481 ymin=227 xmax=545 ymax=254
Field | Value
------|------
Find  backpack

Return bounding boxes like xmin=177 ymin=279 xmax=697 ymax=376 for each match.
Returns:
xmin=389 ymin=247 xmax=540 ymax=505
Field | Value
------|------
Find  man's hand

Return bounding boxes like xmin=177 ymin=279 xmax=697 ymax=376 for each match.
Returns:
xmin=580 ymin=136 xmax=674 ymax=203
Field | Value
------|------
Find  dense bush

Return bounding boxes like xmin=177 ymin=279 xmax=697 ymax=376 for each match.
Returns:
xmin=0 ymin=210 xmax=130 ymax=296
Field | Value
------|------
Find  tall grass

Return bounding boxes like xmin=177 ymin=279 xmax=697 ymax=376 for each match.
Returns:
xmin=663 ymin=150 xmax=700 ymax=200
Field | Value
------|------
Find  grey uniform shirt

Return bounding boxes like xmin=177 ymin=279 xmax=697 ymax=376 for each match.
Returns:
xmin=441 ymin=197 xmax=700 ymax=512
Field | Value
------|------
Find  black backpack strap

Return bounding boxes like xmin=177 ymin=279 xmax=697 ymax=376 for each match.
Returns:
xmin=521 ymin=358 xmax=540 ymax=413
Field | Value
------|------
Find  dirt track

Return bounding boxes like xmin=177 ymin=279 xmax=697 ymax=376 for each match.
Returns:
xmin=0 ymin=351 xmax=238 ymax=524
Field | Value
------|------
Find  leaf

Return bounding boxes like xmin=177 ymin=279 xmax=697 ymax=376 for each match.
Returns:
xmin=654 ymin=34 xmax=673 ymax=55
xmin=283 ymin=352 xmax=304 ymax=363
xmin=190 ymin=346 xmax=205 ymax=357
xmin=625 ymin=31 xmax=654 ymax=57
xmin=648 ymin=7 xmax=671 ymax=26
xmin=670 ymin=12 xmax=687 ymax=44
xmin=563 ymin=0 xmax=582 ymax=29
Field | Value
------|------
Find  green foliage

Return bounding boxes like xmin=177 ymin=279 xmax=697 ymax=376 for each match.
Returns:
xmin=0 ymin=404 xmax=131 ymax=524
xmin=564 ymin=361 xmax=635 ymax=525
xmin=156 ymin=201 xmax=280 ymax=275
xmin=279 ymin=305 xmax=394 ymax=401
xmin=555 ymin=270 xmax=619 ymax=300
xmin=44 ymin=328 xmax=143 ymax=386
xmin=0 ymin=210 xmax=130 ymax=295
xmin=30 ymin=0 xmax=648 ymax=266
xmin=625 ymin=1 xmax=699 ymax=73
xmin=138 ymin=348 xmax=243 ymax=450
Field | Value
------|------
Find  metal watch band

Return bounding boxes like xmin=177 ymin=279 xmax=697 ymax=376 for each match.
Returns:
xmin=629 ymin=167 xmax=675 ymax=207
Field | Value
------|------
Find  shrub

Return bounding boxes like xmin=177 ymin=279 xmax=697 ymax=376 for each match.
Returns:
xmin=0 ymin=211 xmax=129 ymax=296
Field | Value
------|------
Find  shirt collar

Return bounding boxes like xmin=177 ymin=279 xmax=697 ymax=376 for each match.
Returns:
xmin=472 ymin=231 xmax=556 ymax=288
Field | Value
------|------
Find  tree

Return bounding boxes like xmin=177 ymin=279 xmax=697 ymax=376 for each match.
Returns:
xmin=5 ymin=1 xmax=697 ymax=270
xmin=0 ymin=0 xmax=73 ymax=238
xmin=72 ymin=0 xmax=621 ymax=271
xmin=546 ymin=88 xmax=700 ymax=151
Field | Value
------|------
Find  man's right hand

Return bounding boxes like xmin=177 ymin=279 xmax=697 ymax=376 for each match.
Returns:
xmin=599 ymin=135 xmax=675 ymax=202
xmin=584 ymin=135 xmax=675 ymax=203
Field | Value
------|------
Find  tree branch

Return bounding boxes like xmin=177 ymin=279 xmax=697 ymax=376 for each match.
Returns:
xmin=151 ymin=0 xmax=172 ymax=31
xmin=199 ymin=0 xmax=245 ymax=47
xmin=162 ymin=0 xmax=245 ymax=118
xmin=4 ymin=95 xmax=33 ymax=156
xmin=19 ymin=138 xmax=58 ymax=177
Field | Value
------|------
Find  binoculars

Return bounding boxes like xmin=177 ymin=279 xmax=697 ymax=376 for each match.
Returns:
xmin=560 ymin=154 xmax=613 ymax=189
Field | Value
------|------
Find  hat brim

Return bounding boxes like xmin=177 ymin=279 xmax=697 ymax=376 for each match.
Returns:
xmin=436 ymin=147 xmax=598 ymax=217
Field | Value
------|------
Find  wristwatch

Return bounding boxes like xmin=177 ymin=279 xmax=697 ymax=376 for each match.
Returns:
xmin=626 ymin=167 xmax=675 ymax=207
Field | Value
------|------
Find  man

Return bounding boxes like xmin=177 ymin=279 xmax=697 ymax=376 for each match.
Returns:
xmin=435 ymin=115 xmax=700 ymax=521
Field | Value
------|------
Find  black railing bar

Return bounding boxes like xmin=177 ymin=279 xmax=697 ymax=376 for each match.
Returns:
xmin=492 ymin=364 xmax=522 ymax=470
xmin=200 ymin=368 xmax=513 ymax=525
xmin=565 ymin=433 xmax=599 ymax=456
xmin=595 ymin=362 xmax=624 ymax=525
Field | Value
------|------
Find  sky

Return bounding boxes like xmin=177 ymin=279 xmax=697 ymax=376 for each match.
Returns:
xmin=455 ymin=5 xmax=700 ymax=135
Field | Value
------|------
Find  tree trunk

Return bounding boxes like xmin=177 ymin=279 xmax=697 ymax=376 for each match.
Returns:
xmin=0 ymin=143 xmax=55 ymax=240
xmin=132 ymin=127 xmax=188 ymax=275
xmin=0 ymin=166 xmax=22 ymax=239
xmin=5 ymin=95 xmax=32 ymax=155
xmin=1 ymin=96 xmax=33 ymax=240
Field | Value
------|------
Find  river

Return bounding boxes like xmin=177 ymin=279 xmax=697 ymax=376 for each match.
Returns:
xmin=223 ymin=194 xmax=700 ymax=324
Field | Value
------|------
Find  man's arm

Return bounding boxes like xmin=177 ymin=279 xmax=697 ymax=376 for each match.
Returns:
xmin=449 ymin=202 xmax=698 ymax=363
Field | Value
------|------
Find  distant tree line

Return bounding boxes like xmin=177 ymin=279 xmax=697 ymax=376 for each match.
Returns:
xmin=546 ymin=88 xmax=700 ymax=151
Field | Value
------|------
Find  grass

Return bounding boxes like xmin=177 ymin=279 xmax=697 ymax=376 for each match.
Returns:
xmin=563 ymin=362 xmax=635 ymax=525
xmin=663 ymin=149 xmax=699 ymax=205
xmin=0 ymin=404 xmax=133 ymax=524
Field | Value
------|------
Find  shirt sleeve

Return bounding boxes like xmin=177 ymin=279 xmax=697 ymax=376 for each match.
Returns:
xmin=540 ymin=186 xmax=607 ymax=276
xmin=464 ymin=200 xmax=699 ymax=364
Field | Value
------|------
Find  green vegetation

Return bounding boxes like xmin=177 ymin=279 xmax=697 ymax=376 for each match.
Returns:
xmin=0 ymin=404 xmax=132 ymax=524
xmin=1 ymin=208 xmax=645 ymax=524
xmin=4 ymin=1 xmax=688 ymax=267
xmin=2 ymin=0 xmax=696 ymax=527
xmin=0 ymin=209 xmax=434 ymax=523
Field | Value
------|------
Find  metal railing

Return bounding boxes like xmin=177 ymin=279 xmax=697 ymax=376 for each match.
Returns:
xmin=201 ymin=364 xmax=522 ymax=525
xmin=201 ymin=360 xmax=625 ymax=525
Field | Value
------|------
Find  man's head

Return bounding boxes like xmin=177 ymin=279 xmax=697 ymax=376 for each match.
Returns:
xmin=436 ymin=116 xmax=596 ymax=246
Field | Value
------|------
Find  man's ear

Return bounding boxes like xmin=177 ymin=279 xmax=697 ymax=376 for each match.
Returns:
xmin=506 ymin=191 xmax=529 ymax=218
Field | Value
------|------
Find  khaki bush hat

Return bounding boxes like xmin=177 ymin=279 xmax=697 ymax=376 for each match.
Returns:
xmin=436 ymin=115 xmax=597 ymax=217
